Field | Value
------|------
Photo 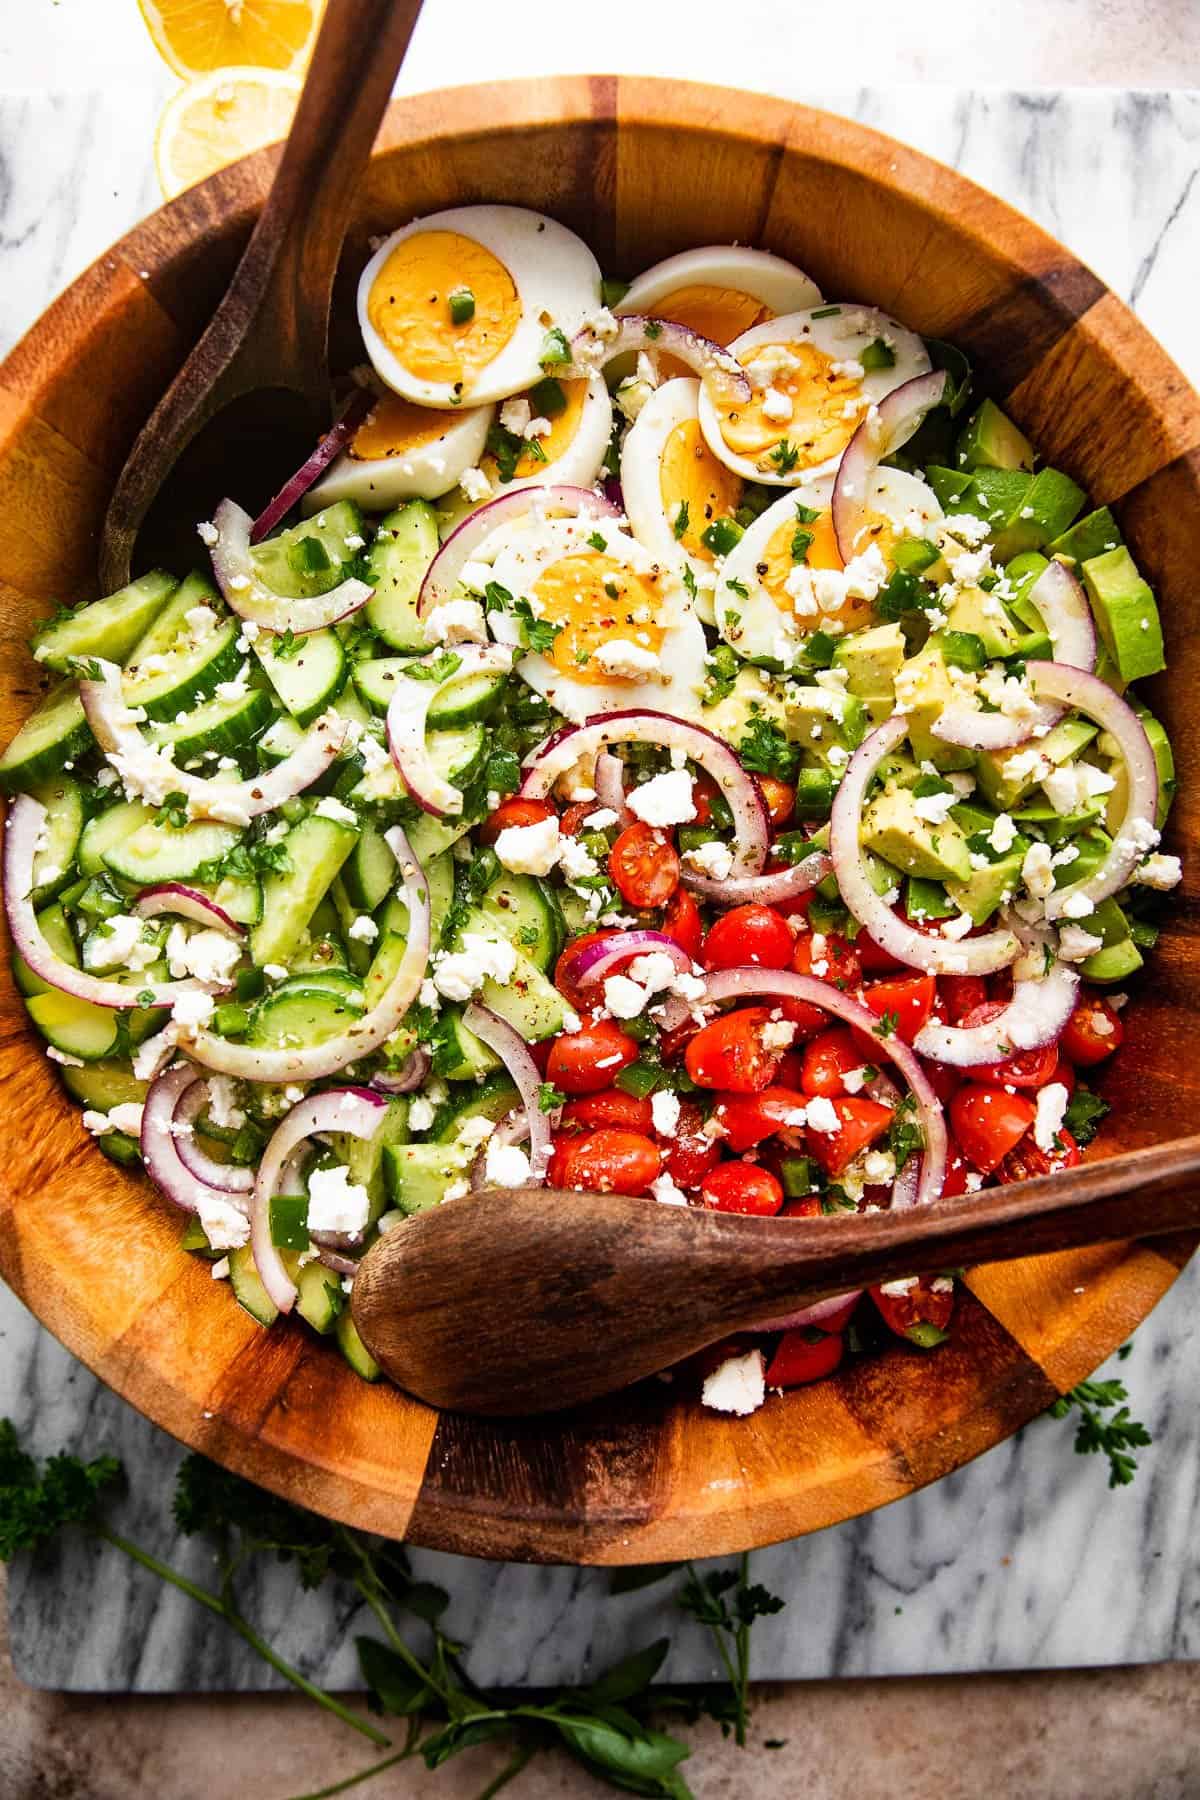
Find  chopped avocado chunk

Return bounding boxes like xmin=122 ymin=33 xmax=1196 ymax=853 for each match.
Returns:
xmin=832 ymin=622 xmax=906 ymax=709
xmin=975 ymin=716 xmax=1098 ymax=811
xmin=1076 ymin=897 xmax=1142 ymax=983
xmin=956 ymin=398 xmax=1035 ymax=472
xmin=904 ymin=876 xmax=956 ymax=921
xmin=700 ymin=667 xmax=789 ymax=744
xmin=943 ymin=584 xmax=1022 ymax=659
xmin=1049 ymin=505 xmax=1123 ymax=564
xmin=893 ymin=641 xmax=974 ymax=772
xmin=947 ymin=846 xmax=1026 ymax=925
xmin=861 ymin=784 xmax=973 ymax=883
xmin=992 ymin=466 xmax=1086 ymax=561
xmin=1055 ymin=826 xmax=1113 ymax=890
xmin=960 ymin=466 xmax=1033 ymax=529
xmin=1082 ymin=545 xmax=1165 ymax=682
xmin=926 ymin=465 xmax=972 ymax=510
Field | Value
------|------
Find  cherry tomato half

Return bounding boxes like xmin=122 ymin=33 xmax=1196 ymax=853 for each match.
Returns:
xmin=791 ymin=930 xmax=862 ymax=988
xmin=548 ymin=1128 xmax=662 ymax=1194
xmin=998 ymin=1127 xmax=1082 ymax=1184
xmin=560 ymin=1090 xmax=653 ymax=1133
xmin=478 ymin=796 xmax=554 ymax=845
xmin=1060 ymin=994 xmax=1124 ymax=1066
xmin=559 ymin=800 xmax=594 ymax=837
xmin=956 ymin=1001 xmax=1060 ymax=1088
xmin=684 ymin=1006 xmax=786 ymax=1093
xmin=545 ymin=1015 xmax=639 ymax=1095
xmin=699 ymin=1160 xmax=784 ymax=1215
xmin=756 ymin=775 xmax=796 ymax=829
xmin=703 ymin=903 xmax=794 ymax=972
xmin=861 ymin=973 xmax=937 ymax=1046
xmin=949 ymin=1085 xmax=1037 ymax=1175
xmin=805 ymin=1095 xmax=894 ymax=1177
xmin=800 ymin=1027 xmax=865 ymax=1098
xmin=870 ymin=1274 xmax=954 ymax=1344
xmin=713 ymin=1085 xmax=810 ymax=1152
xmin=939 ymin=974 xmax=989 ymax=1025
xmin=661 ymin=1098 xmax=722 ymax=1190
xmin=766 ymin=1328 xmax=845 ymax=1388
xmin=610 ymin=822 xmax=680 ymax=909
xmin=661 ymin=886 xmax=703 ymax=961
xmin=554 ymin=932 xmax=616 ymax=1010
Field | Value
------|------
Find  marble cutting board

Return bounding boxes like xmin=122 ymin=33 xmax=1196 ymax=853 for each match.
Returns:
xmin=2 ymin=82 xmax=1199 ymax=1692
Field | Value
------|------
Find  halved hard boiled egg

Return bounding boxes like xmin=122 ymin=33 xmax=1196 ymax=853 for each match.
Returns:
xmin=358 ymin=205 xmax=601 ymax=410
xmin=476 ymin=371 xmax=612 ymax=495
xmin=714 ymin=467 xmax=943 ymax=664
xmin=616 ymin=246 xmax=822 ymax=347
xmin=302 ymin=389 xmax=493 ymax=512
xmin=620 ymin=376 xmax=745 ymax=627
xmin=698 ymin=304 xmax=931 ymax=486
xmin=480 ymin=515 xmax=706 ymax=724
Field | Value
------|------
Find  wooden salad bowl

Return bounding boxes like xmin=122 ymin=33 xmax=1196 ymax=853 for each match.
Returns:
xmin=0 ymin=77 xmax=1197 ymax=1563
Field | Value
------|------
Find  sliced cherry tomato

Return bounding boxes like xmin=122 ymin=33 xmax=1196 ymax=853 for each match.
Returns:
xmin=699 ymin=1160 xmax=784 ymax=1215
xmin=545 ymin=1015 xmax=639 ymax=1095
xmin=756 ymin=775 xmax=796 ymax=829
xmin=661 ymin=886 xmax=703 ymax=961
xmin=998 ymin=1127 xmax=1082 ymax=1184
xmin=806 ymin=1095 xmax=894 ymax=1177
xmin=703 ymin=903 xmax=794 ymax=972
xmin=766 ymin=1328 xmax=845 ymax=1388
xmin=923 ymin=1059 xmax=962 ymax=1107
xmin=800 ymin=1027 xmax=865 ymax=1097
xmin=1048 ymin=1057 xmax=1077 ymax=1097
xmin=560 ymin=1090 xmax=653 ymax=1133
xmin=689 ymin=770 xmax=723 ymax=827
xmin=940 ymin=1144 xmax=973 ymax=1199
xmin=559 ymin=800 xmax=594 ymax=837
xmin=478 ymin=796 xmax=554 ymax=845
xmin=939 ymin=974 xmax=989 ymax=1025
xmin=780 ymin=1194 xmax=822 ymax=1218
xmin=1060 ymin=994 xmax=1124 ymax=1066
xmin=554 ymin=932 xmax=616 ymax=1010
xmin=949 ymin=1084 xmax=1037 ymax=1175
xmin=956 ymin=1001 xmax=1060 ymax=1088
xmin=861 ymin=973 xmax=937 ymax=1045
xmin=713 ymin=1085 xmax=810 ymax=1151
xmin=548 ymin=1127 xmax=662 ymax=1194
xmin=775 ymin=994 xmax=836 ymax=1040
xmin=684 ymin=1006 xmax=785 ymax=1093
xmin=854 ymin=927 xmax=904 ymax=974
xmin=791 ymin=930 xmax=862 ymax=988
xmin=661 ymin=1098 xmax=721 ymax=1189
xmin=609 ymin=821 xmax=680 ymax=909
xmin=870 ymin=1274 xmax=954 ymax=1344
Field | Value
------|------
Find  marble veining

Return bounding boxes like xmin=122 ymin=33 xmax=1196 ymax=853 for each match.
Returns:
xmin=1 ymin=83 xmax=1198 ymax=1690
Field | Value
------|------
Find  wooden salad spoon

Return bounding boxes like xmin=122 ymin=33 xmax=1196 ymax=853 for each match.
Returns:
xmin=99 ymin=0 xmax=424 ymax=591
xmin=351 ymin=1134 xmax=1200 ymax=1415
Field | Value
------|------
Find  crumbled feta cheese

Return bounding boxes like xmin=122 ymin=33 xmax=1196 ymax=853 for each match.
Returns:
xmin=583 ymin=306 xmax=620 ymax=341
xmin=1033 ymin=1081 xmax=1070 ymax=1153
xmin=804 ymin=1095 xmax=840 ymax=1134
xmin=196 ymin=1192 xmax=250 ymax=1252
xmin=913 ymin=788 xmax=956 ymax=826
xmin=264 ymin=963 xmax=289 ymax=982
xmin=582 ymin=807 xmax=619 ymax=832
xmin=761 ymin=1019 xmax=797 ymax=1052
xmin=495 ymin=814 xmax=561 ymax=876
xmin=1022 ymin=841 xmax=1055 ymax=900
xmin=423 ymin=599 xmax=487 ymax=647
xmin=214 ymin=664 xmax=252 ymax=704
xmin=407 ymin=1095 xmax=436 ymax=1132
xmin=196 ymin=520 xmax=219 ymax=547
xmin=650 ymin=1090 xmax=681 ymax=1136
xmin=211 ymin=1257 xmax=231 ymax=1281
xmin=432 ymin=932 xmax=518 ymax=1002
xmin=627 ymin=769 xmax=696 ymax=829
xmin=347 ymin=914 xmax=379 ymax=942
xmin=943 ymin=514 xmax=991 ymax=547
xmin=132 ymin=1027 xmax=176 ymax=1081
xmin=761 ymin=385 xmax=793 ymax=422
xmin=459 ymin=466 xmax=493 ymax=503
xmin=166 ymin=925 xmax=241 ymax=987
xmin=1060 ymin=891 xmax=1096 ymax=919
xmin=525 ymin=415 xmax=552 ymax=440
xmin=650 ymin=1171 xmax=689 ymax=1207
xmin=485 ymin=1140 xmax=532 ymax=1187
xmin=1041 ymin=760 xmax=1117 ymax=816
xmin=500 ymin=397 xmax=532 ymax=436
xmin=592 ymin=639 xmax=660 ymax=681
xmin=46 ymin=1048 xmax=85 ymax=1067
xmin=989 ymin=812 xmax=1018 ymax=855
xmin=95 ymin=913 xmax=145 ymax=967
xmin=682 ymin=839 xmax=733 ymax=882
xmin=1057 ymin=924 xmax=1104 ymax=962
xmin=172 ymin=988 xmax=216 ymax=1029
xmin=604 ymin=974 xmax=649 ymax=1019
xmin=455 ymin=1115 xmax=496 ymax=1150
xmin=314 ymin=796 xmax=358 ymax=826
xmin=702 ymin=1349 xmax=766 ymax=1416
xmin=879 ymin=1276 xmax=919 ymax=1298
xmin=939 ymin=911 xmax=975 ymax=941
xmin=627 ymin=951 xmax=679 ymax=995
xmin=1136 ymin=853 xmax=1182 ymax=890
xmin=841 ymin=1065 xmax=870 ymax=1095
xmin=862 ymin=1149 xmax=897 ymax=1186
xmin=557 ymin=835 xmax=599 ymax=884
xmin=841 ymin=544 xmax=888 ymax=601
xmin=306 ymin=1164 xmax=371 ymax=1237
xmin=206 ymin=1075 xmax=245 ymax=1130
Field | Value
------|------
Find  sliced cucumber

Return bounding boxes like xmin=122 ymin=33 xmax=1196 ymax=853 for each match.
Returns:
xmin=329 ymin=1093 xmax=410 ymax=1225
xmin=328 ymin=874 xmax=372 ymax=975
xmin=13 ymin=901 xmax=78 ymax=998
xmin=349 ymin=723 xmax=484 ymax=809
xmin=291 ymin=930 xmax=349 ymax=974
xmin=78 ymin=800 xmax=155 ymax=875
xmin=407 ymin=810 xmax=474 ymax=867
xmin=32 ymin=571 xmax=177 ymax=672
xmin=229 ymin=1243 xmax=278 ymax=1326
xmin=249 ymin=812 xmax=358 ymax=967
xmin=251 ymin=500 xmax=365 ymax=600
xmin=383 ymin=1140 xmax=472 ymax=1214
xmin=352 ymin=656 xmax=508 ymax=729
xmin=149 ymin=685 xmax=275 ymax=763
xmin=336 ymin=1311 xmax=382 ymax=1381
xmin=59 ymin=1059 xmax=147 ymax=1111
xmin=255 ymin=629 xmax=347 ymax=726
xmin=430 ymin=1072 xmax=521 ymax=1145
xmin=126 ymin=571 xmax=220 ymax=661
xmin=453 ymin=911 xmax=568 ymax=1041
xmin=296 ymin=1261 xmax=343 ymax=1335
xmin=377 ymin=847 xmax=455 ymax=945
xmin=364 ymin=501 xmax=438 ymax=652
xmin=476 ymin=871 xmax=564 ymax=974
xmin=97 ymin=1131 xmax=141 ymax=1169
xmin=206 ymin=870 xmax=263 ymax=926
xmin=342 ymin=821 xmax=398 ymax=914
xmin=247 ymin=973 xmax=364 ymax=1049
xmin=431 ymin=1007 xmax=501 ymax=1081
xmin=30 ymin=775 xmax=84 ymax=901
xmin=103 ymin=816 xmax=242 ymax=885
xmin=26 ymin=989 xmax=119 ymax=1060
xmin=0 ymin=683 xmax=93 ymax=793
xmin=125 ymin=616 xmax=242 ymax=722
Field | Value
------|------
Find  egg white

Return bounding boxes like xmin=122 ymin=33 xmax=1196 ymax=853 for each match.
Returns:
xmin=698 ymin=304 xmax=931 ymax=486
xmin=302 ymin=399 xmax=493 ymax=512
xmin=617 ymin=245 xmax=822 ymax=334
xmin=620 ymin=376 xmax=737 ymax=629
xmin=489 ymin=372 xmax=613 ymax=495
xmin=358 ymin=205 xmax=601 ymax=410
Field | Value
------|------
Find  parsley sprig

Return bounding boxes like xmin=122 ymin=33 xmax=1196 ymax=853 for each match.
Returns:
xmin=1049 ymin=1376 xmax=1152 ymax=1488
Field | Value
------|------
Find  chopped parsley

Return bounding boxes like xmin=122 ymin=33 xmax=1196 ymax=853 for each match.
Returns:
xmin=156 ymin=791 xmax=190 ymax=830
xmin=586 ymin=531 xmax=607 ymax=552
xmin=528 ymin=374 xmax=567 ymax=417
xmin=538 ymin=1081 xmax=566 ymax=1113
xmin=768 ymin=439 xmax=800 ymax=476
xmin=1049 ymin=1377 xmax=1151 ymax=1487
xmin=737 ymin=714 xmax=799 ymax=782
xmin=1063 ymin=1083 xmax=1110 ymax=1147
xmin=405 ymin=651 xmax=462 ymax=684
xmin=790 ymin=524 xmax=814 ymax=564
xmin=538 ymin=325 xmax=572 ymax=366
xmin=725 ymin=577 xmax=749 ymax=600
xmin=672 ymin=499 xmax=690 ymax=541
xmin=269 ymin=627 xmax=304 ymax=660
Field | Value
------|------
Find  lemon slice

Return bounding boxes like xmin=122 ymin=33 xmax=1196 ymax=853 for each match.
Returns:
xmin=138 ymin=0 xmax=322 ymax=80
xmin=155 ymin=68 xmax=302 ymax=199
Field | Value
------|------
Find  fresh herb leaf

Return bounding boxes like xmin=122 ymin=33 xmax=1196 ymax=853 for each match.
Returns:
xmin=1049 ymin=1377 xmax=1151 ymax=1487
xmin=538 ymin=1081 xmax=566 ymax=1113
xmin=539 ymin=326 xmax=572 ymax=367
xmin=790 ymin=525 xmax=814 ymax=564
xmin=875 ymin=1010 xmax=899 ymax=1039
xmin=587 ymin=531 xmax=608 ymax=552
xmin=405 ymin=652 xmax=463 ymax=685
xmin=737 ymin=715 xmax=799 ymax=783
xmin=673 ymin=500 xmax=690 ymax=541
xmin=768 ymin=439 xmax=800 ymax=476
xmin=270 ymin=626 xmax=305 ymax=660
xmin=1063 ymin=1083 xmax=1110 ymax=1148
xmin=156 ymin=790 xmax=190 ymax=829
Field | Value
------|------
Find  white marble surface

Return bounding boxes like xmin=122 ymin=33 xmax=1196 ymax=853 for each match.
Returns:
xmin=1 ymin=71 xmax=1199 ymax=1690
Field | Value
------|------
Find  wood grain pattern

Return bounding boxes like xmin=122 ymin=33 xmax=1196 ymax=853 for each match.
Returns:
xmin=0 ymin=76 xmax=1196 ymax=1563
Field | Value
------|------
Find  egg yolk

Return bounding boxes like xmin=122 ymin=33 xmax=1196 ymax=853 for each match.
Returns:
xmin=531 ymin=553 xmax=666 ymax=686
xmin=367 ymin=230 xmax=520 ymax=389
xmin=717 ymin=339 xmax=869 ymax=473
xmin=658 ymin=419 xmax=744 ymax=561
xmin=650 ymin=284 xmax=771 ymax=346
xmin=348 ymin=391 xmax=454 ymax=460
xmin=482 ymin=378 xmax=588 ymax=483
xmin=757 ymin=507 xmax=879 ymax=634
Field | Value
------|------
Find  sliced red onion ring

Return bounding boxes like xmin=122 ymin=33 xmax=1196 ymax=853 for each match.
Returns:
xmin=558 ymin=315 xmax=751 ymax=407
xmin=134 ymin=884 xmax=243 ymax=936
xmin=830 ymin=714 xmax=1019 ymax=975
xmin=463 ymin=1001 xmax=553 ymax=1181
xmin=594 ymin=750 xmax=631 ymax=825
xmin=210 ymin=498 xmax=373 ymax=635
xmin=81 ymin=661 xmax=347 ymax=825
xmin=682 ymin=848 xmax=832 ymax=906
xmin=469 ymin=1108 xmax=531 ymax=1192
xmin=571 ymin=929 xmax=693 ymax=989
xmin=250 ymin=388 xmax=375 ymax=545
xmin=179 ymin=828 xmax=430 ymax=1083
xmin=656 ymin=965 xmax=947 ymax=1208
xmin=1026 ymin=662 xmax=1160 ymax=921
xmin=252 ymin=1087 xmax=388 ymax=1315
xmin=521 ymin=711 xmax=769 ymax=880
xmin=386 ymin=645 xmax=514 ymax=817
xmin=172 ymin=1076 xmax=255 ymax=1193
xmin=372 ymin=1048 xmax=431 ymax=1094
xmin=758 ymin=1290 xmax=865 ymax=1333
xmin=933 ymin=563 xmax=1096 ymax=751
xmin=914 ymin=957 xmax=1079 ymax=1067
xmin=418 ymin=484 xmax=621 ymax=617
xmin=602 ymin=474 xmax=625 ymax=511
xmin=141 ymin=1064 xmax=250 ymax=1218
xmin=4 ymin=795 xmax=206 ymax=1010
xmin=832 ymin=370 xmax=948 ymax=560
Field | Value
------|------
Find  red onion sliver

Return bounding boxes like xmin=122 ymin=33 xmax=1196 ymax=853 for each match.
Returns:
xmin=915 ymin=956 xmax=1079 ymax=1067
xmin=559 ymin=314 xmax=751 ymax=407
xmin=463 ymin=1001 xmax=553 ymax=1181
xmin=386 ymin=646 xmax=514 ymax=817
xmin=758 ymin=1290 xmax=865 ymax=1333
xmin=681 ymin=848 xmax=832 ymax=906
xmin=4 ymin=795 xmax=206 ymax=1011
xmin=249 ymin=388 xmax=375 ymax=545
xmin=252 ymin=1087 xmax=389 ymax=1315
xmin=832 ymin=370 xmax=948 ymax=561
xmin=829 ymin=714 xmax=1020 ymax=976
xmin=210 ymin=498 xmax=372 ymax=636
xmin=180 ymin=828 xmax=430 ymax=1082
xmin=134 ymin=883 xmax=243 ymax=936
xmin=141 ymin=1065 xmax=249 ymax=1220
xmin=572 ymin=929 xmax=693 ymax=989
xmin=418 ymin=484 xmax=621 ymax=617
xmin=81 ymin=661 xmax=348 ymax=826
xmin=372 ymin=1048 xmax=431 ymax=1094
xmin=594 ymin=750 xmax=631 ymax=825
xmin=172 ymin=1077 xmax=255 ymax=1193
xmin=521 ymin=710 xmax=770 ymax=880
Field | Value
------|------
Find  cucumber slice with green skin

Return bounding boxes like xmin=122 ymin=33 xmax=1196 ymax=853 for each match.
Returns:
xmin=247 ymin=975 xmax=364 ymax=1049
xmin=342 ymin=822 xmax=398 ymax=913
xmin=406 ymin=810 xmax=474 ymax=867
xmin=431 ymin=1007 xmax=501 ymax=1081
xmin=430 ymin=1071 xmax=521 ymax=1145
xmin=229 ymin=1243 xmax=278 ymax=1326
xmin=296 ymin=1262 xmax=343 ymax=1335
xmin=149 ymin=685 xmax=275 ymax=764
xmin=125 ymin=618 xmax=242 ymax=722
xmin=181 ymin=1216 xmax=220 ymax=1259
xmin=13 ymin=901 xmax=78 ymax=998
xmin=0 ymin=682 xmax=93 ymax=793
xmin=78 ymin=800 xmax=155 ymax=875
xmin=557 ymin=887 xmax=591 ymax=937
xmin=103 ymin=817 xmax=243 ymax=886
xmin=26 ymin=988 xmax=120 ymax=1060
xmin=329 ymin=873 xmax=373 ymax=975
xmin=476 ymin=871 xmax=565 ymax=973
xmin=205 ymin=871 xmax=262 ymax=925
xmin=251 ymin=500 xmax=366 ymax=600
xmin=291 ymin=932 xmax=349 ymax=975
xmin=452 ymin=910 xmax=568 ymax=1041
xmin=257 ymin=715 xmax=306 ymax=767
xmin=329 ymin=1094 xmax=410 ymax=1225
xmin=378 ymin=847 xmax=455 ymax=944
xmin=97 ymin=1131 xmax=142 ymax=1169
xmin=353 ymin=658 xmax=508 ymax=728
xmin=383 ymin=1140 xmax=472 ymax=1214
xmin=364 ymin=501 xmax=439 ymax=652
xmin=349 ymin=723 xmax=485 ymax=810
xmin=336 ymin=1311 xmax=382 ymax=1380
xmin=249 ymin=812 xmax=359 ymax=968
xmin=255 ymin=629 xmax=347 ymax=726
xmin=32 ymin=571 xmax=177 ymax=672
xmin=59 ymin=1059 xmax=148 ymax=1111
xmin=126 ymin=571 xmax=220 ymax=661
xmin=30 ymin=775 xmax=84 ymax=901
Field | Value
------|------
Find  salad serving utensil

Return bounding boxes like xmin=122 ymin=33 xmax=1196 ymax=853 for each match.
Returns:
xmin=351 ymin=1134 xmax=1200 ymax=1415
xmin=98 ymin=0 xmax=423 ymax=591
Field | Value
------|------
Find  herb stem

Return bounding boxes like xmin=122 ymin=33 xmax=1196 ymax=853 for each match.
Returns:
xmin=474 ymin=1741 xmax=539 ymax=1799
xmin=284 ymin=1746 xmax=415 ymax=1800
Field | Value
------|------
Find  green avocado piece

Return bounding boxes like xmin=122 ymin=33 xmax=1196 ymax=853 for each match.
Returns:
xmin=956 ymin=399 xmax=1035 ymax=472
xmin=861 ymin=785 xmax=973 ymax=883
xmin=992 ymin=466 xmax=1086 ymax=561
xmin=926 ymin=465 xmax=973 ymax=510
xmin=894 ymin=641 xmax=975 ymax=772
xmin=1012 ymin=800 xmax=1103 ymax=844
xmin=1049 ymin=505 xmax=1123 ymax=564
xmin=251 ymin=499 xmax=365 ymax=600
xmin=904 ymin=876 xmax=956 ymax=921
xmin=832 ymin=622 xmax=906 ymax=709
xmin=1075 ymin=898 xmax=1142 ymax=984
xmin=1082 ymin=546 xmax=1165 ymax=682
xmin=1054 ymin=826 xmax=1113 ymax=890
xmin=1100 ymin=701 xmax=1175 ymax=833
xmin=974 ymin=716 xmax=1099 ymax=812
xmin=960 ymin=467 xmax=1034 ymax=529
xmin=701 ymin=668 xmax=790 ymax=745
xmin=947 ymin=846 xmax=1026 ymax=925
xmin=943 ymin=585 xmax=1023 ymax=659
xmin=783 ymin=683 xmax=863 ymax=765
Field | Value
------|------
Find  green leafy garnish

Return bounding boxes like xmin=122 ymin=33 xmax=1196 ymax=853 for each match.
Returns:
xmin=673 ymin=499 xmax=690 ymax=541
xmin=737 ymin=715 xmax=799 ymax=782
xmin=768 ymin=439 xmax=800 ymax=475
xmin=156 ymin=791 xmax=190 ymax=829
xmin=539 ymin=326 xmax=572 ymax=366
xmin=405 ymin=652 xmax=463 ymax=685
xmin=1049 ymin=1377 xmax=1151 ymax=1488
xmin=1063 ymin=1083 xmax=1110 ymax=1147
xmin=270 ymin=626 xmax=305 ymax=660
xmin=538 ymin=1082 xmax=566 ymax=1113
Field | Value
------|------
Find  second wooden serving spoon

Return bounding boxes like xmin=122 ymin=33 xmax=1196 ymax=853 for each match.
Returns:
xmin=350 ymin=1134 xmax=1200 ymax=1415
